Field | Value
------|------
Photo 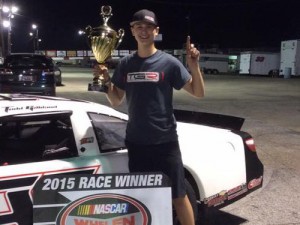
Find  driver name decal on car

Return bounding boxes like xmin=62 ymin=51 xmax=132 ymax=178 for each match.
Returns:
xmin=2 ymin=105 xmax=58 ymax=113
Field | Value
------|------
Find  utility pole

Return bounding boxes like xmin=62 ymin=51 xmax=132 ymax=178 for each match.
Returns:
xmin=31 ymin=24 xmax=39 ymax=53
xmin=0 ymin=0 xmax=5 ymax=58
xmin=1 ymin=4 xmax=18 ymax=56
xmin=36 ymin=28 xmax=39 ymax=52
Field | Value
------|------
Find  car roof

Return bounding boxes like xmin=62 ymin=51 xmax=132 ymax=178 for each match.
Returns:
xmin=6 ymin=53 xmax=51 ymax=59
xmin=9 ymin=53 xmax=46 ymax=56
xmin=4 ymin=53 xmax=54 ymax=64
xmin=0 ymin=94 xmax=127 ymax=119
xmin=0 ymin=93 xmax=69 ymax=101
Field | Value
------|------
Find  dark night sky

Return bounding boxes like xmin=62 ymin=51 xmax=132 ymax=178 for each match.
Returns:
xmin=5 ymin=0 xmax=300 ymax=52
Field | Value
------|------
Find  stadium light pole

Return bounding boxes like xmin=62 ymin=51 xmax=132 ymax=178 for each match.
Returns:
xmin=2 ymin=4 xmax=18 ymax=55
xmin=31 ymin=24 xmax=40 ymax=52
xmin=0 ymin=0 xmax=5 ymax=57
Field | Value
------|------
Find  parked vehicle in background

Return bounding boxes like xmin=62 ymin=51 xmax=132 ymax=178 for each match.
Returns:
xmin=239 ymin=51 xmax=280 ymax=76
xmin=280 ymin=39 xmax=300 ymax=77
xmin=199 ymin=53 xmax=230 ymax=74
xmin=0 ymin=53 xmax=56 ymax=96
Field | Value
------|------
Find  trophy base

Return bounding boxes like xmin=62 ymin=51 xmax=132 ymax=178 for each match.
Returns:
xmin=88 ymin=83 xmax=108 ymax=93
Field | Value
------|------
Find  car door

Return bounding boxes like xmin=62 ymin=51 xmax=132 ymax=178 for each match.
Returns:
xmin=0 ymin=111 xmax=129 ymax=225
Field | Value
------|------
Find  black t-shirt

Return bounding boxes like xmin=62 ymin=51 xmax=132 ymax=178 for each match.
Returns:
xmin=112 ymin=50 xmax=191 ymax=144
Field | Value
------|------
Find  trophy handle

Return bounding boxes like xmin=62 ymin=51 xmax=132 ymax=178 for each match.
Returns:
xmin=116 ymin=29 xmax=125 ymax=49
xmin=84 ymin=25 xmax=93 ymax=48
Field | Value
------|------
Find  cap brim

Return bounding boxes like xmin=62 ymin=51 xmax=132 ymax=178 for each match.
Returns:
xmin=130 ymin=21 xmax=139 ymax=26
xmin=130 ymin=20 xmax=157 ymax=26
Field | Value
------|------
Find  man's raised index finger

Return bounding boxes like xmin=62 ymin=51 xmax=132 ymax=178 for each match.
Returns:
xmin=186 ymin=36 xmax=191 ymax=52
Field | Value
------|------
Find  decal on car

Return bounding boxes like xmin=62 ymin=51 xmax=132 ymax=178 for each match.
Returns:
xmin=0 ymin=191 xmax=12 ymax=215
xmin=227 ymin=184 xmax=247 ymax=200
xmin=0 ymin=166 xmax=100 ymax=225
xmin=2 ymin=105 xmax=58 ymax=113
xmin=248 ymin=176 xmax=263 ymax=190
xmin=80 ymin=137 xmax=95 ymax=145
xmin=204 ymin=183 xmax=248 ymax=207
xmin=204 ymin=190 xmax=227 ymax=207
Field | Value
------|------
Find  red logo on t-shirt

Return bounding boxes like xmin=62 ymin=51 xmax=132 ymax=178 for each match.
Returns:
xmin=127 ymin=72 xmax=159 ymax=82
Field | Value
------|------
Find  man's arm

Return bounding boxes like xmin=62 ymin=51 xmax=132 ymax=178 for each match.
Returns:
xmin=106 ymin=82 xmax=125 ymax=107
xmin=182 ymin=36 xmax=205 ymax=98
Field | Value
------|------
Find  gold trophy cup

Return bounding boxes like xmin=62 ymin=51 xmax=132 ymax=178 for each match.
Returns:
xmin=86 ymin=5 xmax=124 ymax=92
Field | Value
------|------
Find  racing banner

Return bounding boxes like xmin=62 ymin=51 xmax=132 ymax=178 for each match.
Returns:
xmin=33 ymin=173 xmax=172 ymax=225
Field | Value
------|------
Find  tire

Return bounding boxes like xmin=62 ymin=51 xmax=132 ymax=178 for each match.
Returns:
xmin=212 ymin=69 xmax=219 ymax=74
xmin=173 ymin=179 xmax=199 ymax=225
xmin=55 ymin=76 xmax=62 ymax=86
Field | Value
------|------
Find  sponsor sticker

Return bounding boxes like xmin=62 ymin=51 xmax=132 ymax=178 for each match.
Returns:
xmin=204 ymin=190 xmax=227 ymax=207
xmin=248 ymin=176 xmax=263 ymax=190
xmin=204 ymin=183 xmax=249 ymax=207
xmin=80 ymin=137 xmax=94 ymax=145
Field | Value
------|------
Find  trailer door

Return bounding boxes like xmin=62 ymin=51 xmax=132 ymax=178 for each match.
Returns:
xmin=239 ymin=54 xmax=251 ymax=74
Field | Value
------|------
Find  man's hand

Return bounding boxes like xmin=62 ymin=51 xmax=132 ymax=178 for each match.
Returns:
xmin=183 ymin=36 xmax=205 ymax=98
xmin=186 ymin=36 xmax=200 ymax=71
xmin=93 ymin=64 xmax=110 ymax=83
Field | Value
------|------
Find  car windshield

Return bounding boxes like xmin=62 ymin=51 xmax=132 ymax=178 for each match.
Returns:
xmin=4 ymin=55 xmax=53 ymax=68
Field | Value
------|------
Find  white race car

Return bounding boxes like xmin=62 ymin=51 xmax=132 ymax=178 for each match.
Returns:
xmin=0 ymin=94 xmax=263 ymax=225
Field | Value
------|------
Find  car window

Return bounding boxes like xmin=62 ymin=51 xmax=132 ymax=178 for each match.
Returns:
xmin=0 ymin=112 xmax=78 ymax=166
xmin=88 ymin=113 xmax=126 ymax=152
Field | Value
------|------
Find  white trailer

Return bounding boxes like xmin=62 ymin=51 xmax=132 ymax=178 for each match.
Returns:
xmin=239 ymin=51 xmax=280 ymax=76
xmin=280 ymin=39 xmax=300 ymax=77
xmin=199 ymin=53 xmax=230 ymax=74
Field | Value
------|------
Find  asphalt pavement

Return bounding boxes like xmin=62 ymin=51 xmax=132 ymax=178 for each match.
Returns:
xmin=175 ymin=74 xmax=300 ymax=225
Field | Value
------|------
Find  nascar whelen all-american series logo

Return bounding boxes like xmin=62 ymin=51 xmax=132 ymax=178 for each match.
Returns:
xmin=57 ymin=194 xmax=151 ymax=225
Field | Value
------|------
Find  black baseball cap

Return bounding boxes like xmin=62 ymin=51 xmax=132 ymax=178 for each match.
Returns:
xmin=130 ymin=9 xmax=158 ymax=26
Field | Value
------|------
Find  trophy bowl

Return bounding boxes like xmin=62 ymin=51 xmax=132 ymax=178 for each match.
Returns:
xmin=85 ymin=5 xmax=124 ymax=92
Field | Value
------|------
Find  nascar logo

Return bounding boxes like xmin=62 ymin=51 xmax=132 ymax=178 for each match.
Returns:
xmin=76 ymin=203 xmax=129 ymax=215
xmin=57 ymin=193 xmax=151 ymax=225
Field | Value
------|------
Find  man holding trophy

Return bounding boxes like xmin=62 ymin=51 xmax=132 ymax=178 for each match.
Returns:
xmin=92 ymin=8 xmax=205 ymax=225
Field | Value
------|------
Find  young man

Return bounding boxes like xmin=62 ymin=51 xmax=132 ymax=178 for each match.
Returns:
xmin=96 ymin=9 xmax=204 ymax=225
